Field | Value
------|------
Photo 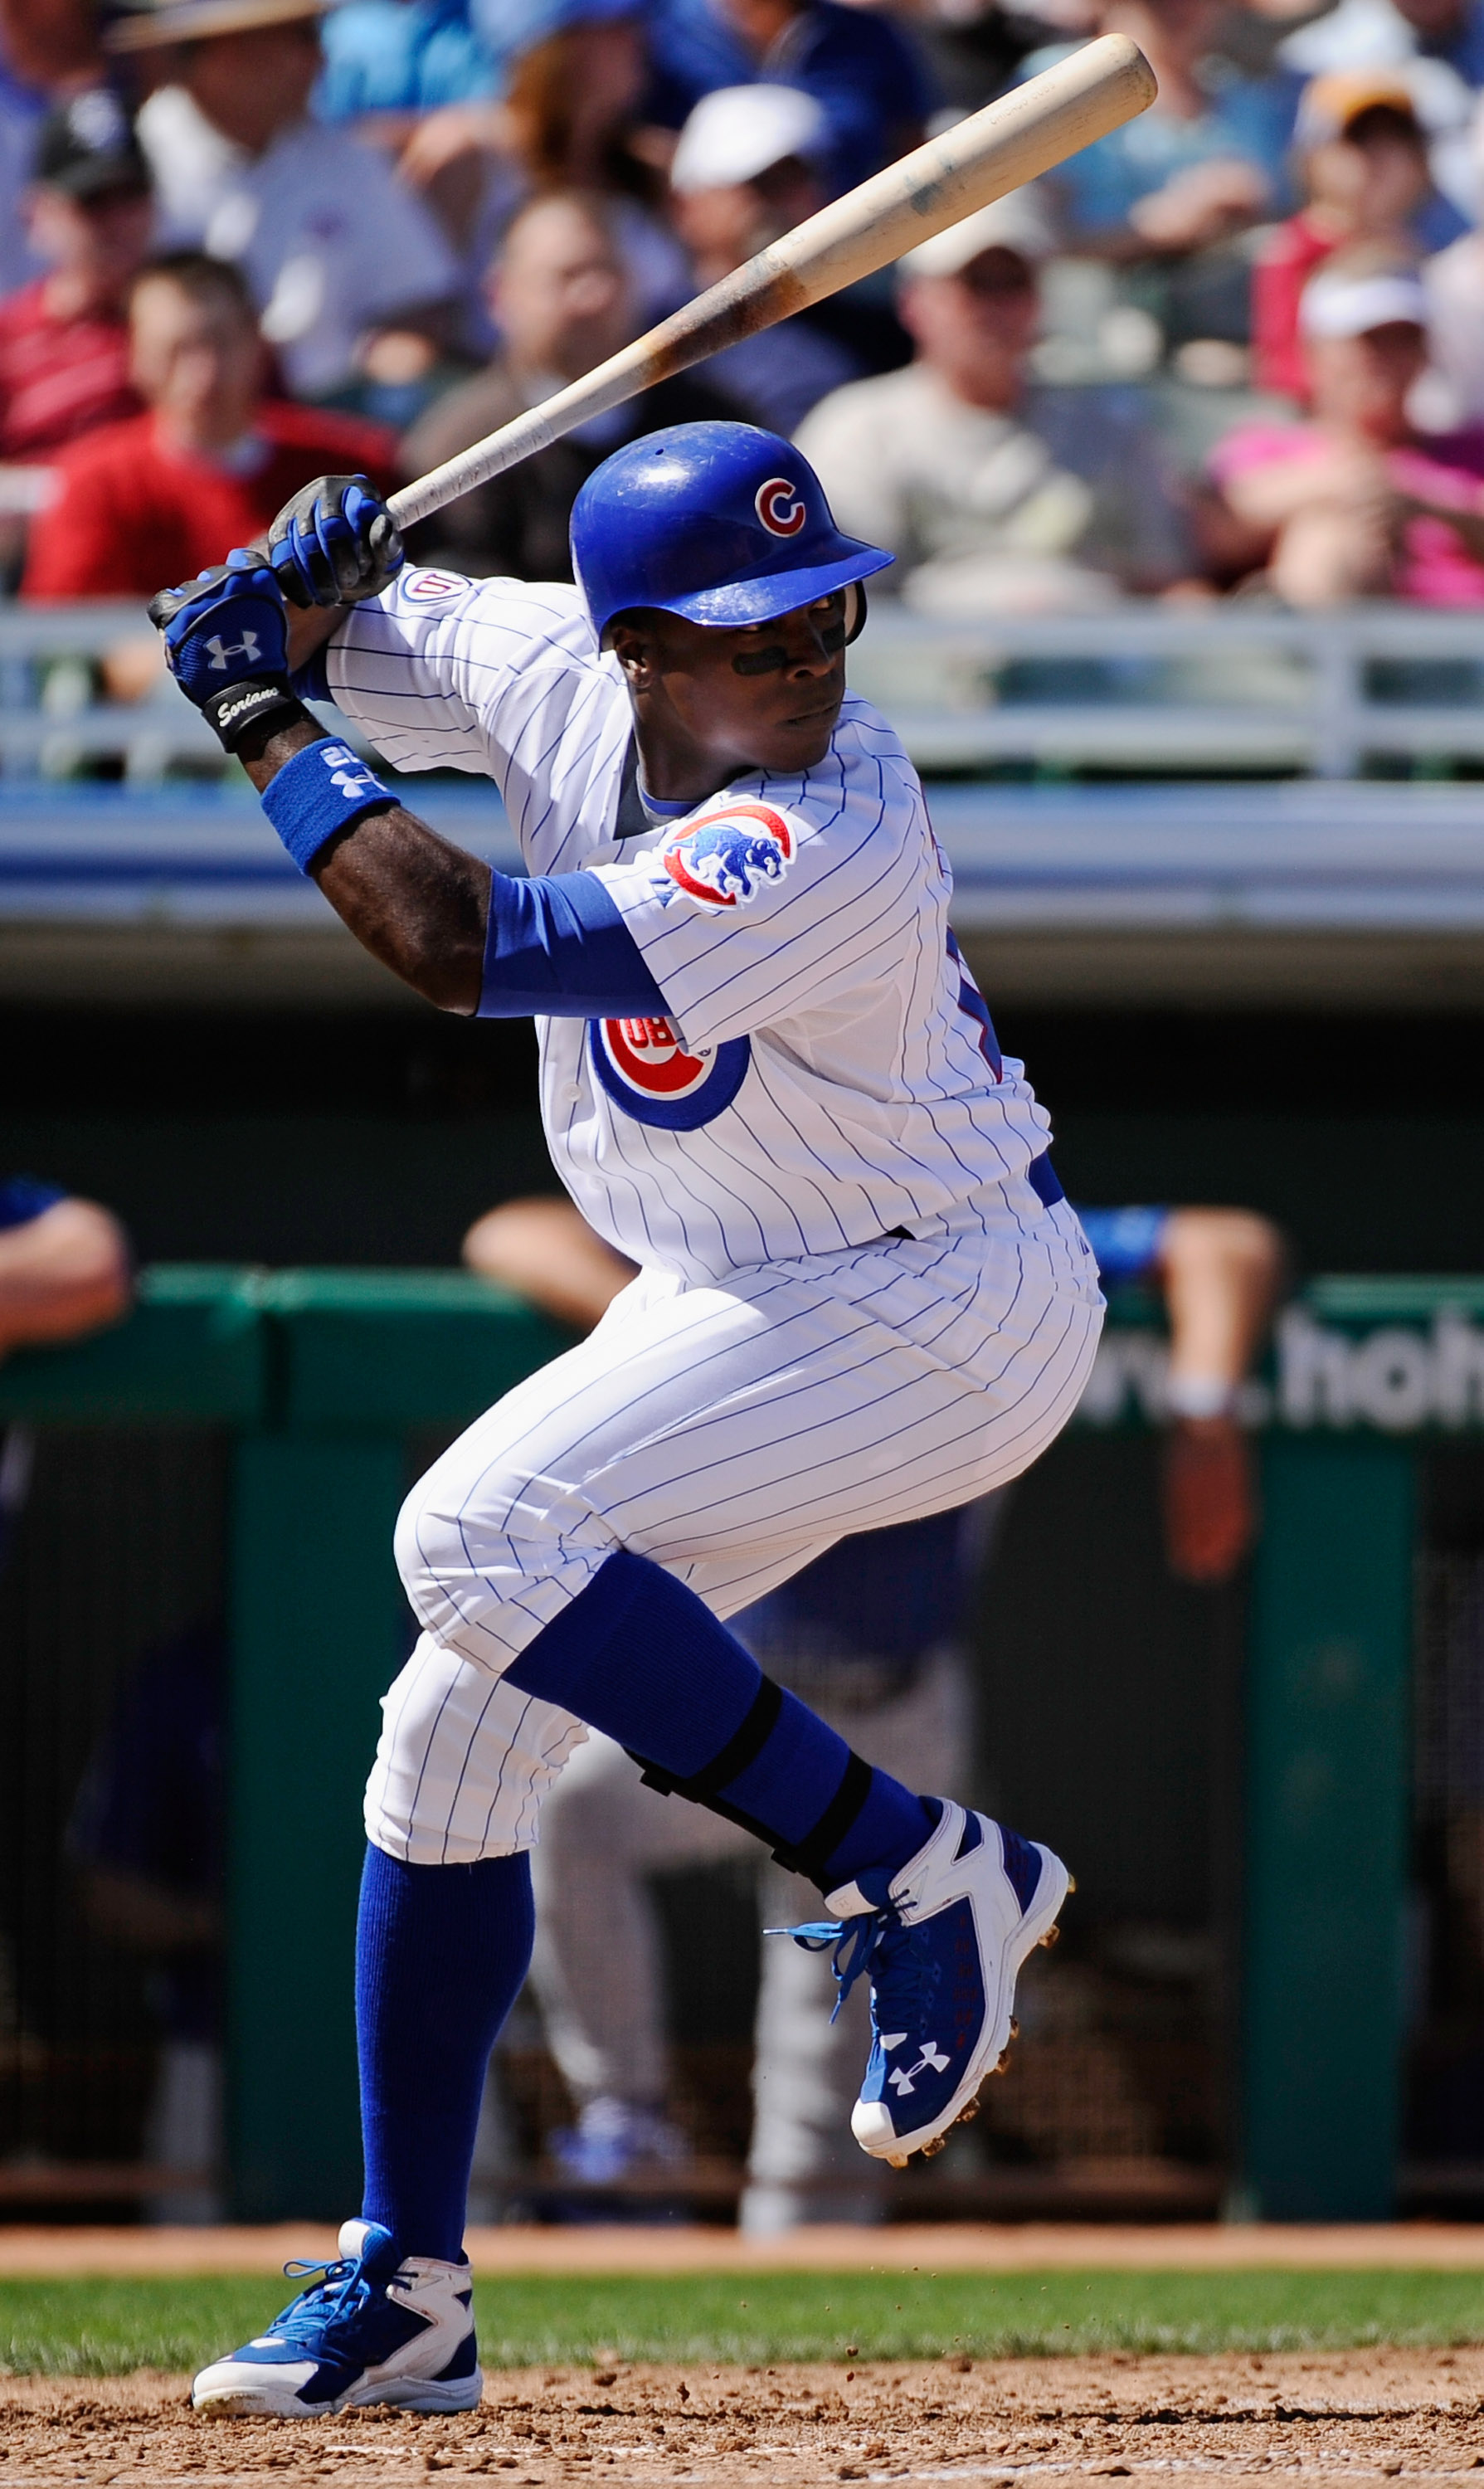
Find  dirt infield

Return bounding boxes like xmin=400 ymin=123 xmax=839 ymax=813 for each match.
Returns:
xmin=4 ymin=2346 xmax=1484 ymax=2487
xmin=2 ymin=2225 xmax=1484 ymax=2275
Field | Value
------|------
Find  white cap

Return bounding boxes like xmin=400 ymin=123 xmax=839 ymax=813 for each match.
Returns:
xmin=898 ymin=187 xmax=1055 ymax=279
xmin=670 ymin=85 xmax=827 ymax=194
xmin=1299 ymin=266 xmax=1428 ymax=338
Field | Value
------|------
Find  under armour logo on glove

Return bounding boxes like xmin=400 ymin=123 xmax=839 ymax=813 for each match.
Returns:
xmin=204 ymin=631 xmax=261 ymax=670
xmin=320 ymin=743 xmax=385 ymax=802
xmin=148 ymin=555 xmax=289 ymax=707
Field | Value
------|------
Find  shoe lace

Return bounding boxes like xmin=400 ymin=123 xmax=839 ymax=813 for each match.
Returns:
xmin=765 ymin=1908 xmax=939 ymax=2031
xmin=267 ymin=2251 xmax=380 ymax=2345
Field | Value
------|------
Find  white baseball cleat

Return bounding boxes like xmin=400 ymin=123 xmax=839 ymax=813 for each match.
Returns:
xmin=192 ymin=2219 xmax=481 ymax=2418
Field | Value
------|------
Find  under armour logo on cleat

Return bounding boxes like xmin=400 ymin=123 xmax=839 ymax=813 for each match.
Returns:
xmin=205 ymin=631 xmax=260 ymax=670
xmin=888 ymin=2040 xmax=951 ymax=2097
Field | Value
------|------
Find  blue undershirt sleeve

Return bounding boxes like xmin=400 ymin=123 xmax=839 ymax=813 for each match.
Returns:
xmin=477 ymin=865 xmax=670 ymax=1020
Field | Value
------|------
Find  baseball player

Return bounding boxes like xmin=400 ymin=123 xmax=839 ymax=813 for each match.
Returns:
xmin=152 ymin=430 xmax=1105 ymax=2418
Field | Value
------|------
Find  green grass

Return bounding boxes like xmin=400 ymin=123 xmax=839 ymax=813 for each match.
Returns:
xmin=2 ymin=2268 xmax=1484 ymax=2375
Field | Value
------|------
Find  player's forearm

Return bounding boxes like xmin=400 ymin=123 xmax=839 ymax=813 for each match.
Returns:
xmin=0 ymin=1199 xmax=132 ymax=1357
xmin=1159 ymin=1207 xmax=1286 ymax=1394
xmin=241 ymin=715 xmax=490 ymax=1013
xmin=285 ymin=601 xmax=342 ymax=678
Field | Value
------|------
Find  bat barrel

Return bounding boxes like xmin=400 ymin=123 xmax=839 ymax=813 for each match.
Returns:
xmin=388 ymin=33 xmax=1156 ymax=534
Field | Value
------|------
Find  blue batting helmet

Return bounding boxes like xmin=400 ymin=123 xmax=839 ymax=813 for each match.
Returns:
xmin=570 ymin=420 xmax=893 ymax=640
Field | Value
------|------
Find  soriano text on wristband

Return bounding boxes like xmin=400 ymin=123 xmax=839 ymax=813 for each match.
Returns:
xmin=200 ymin=675 xmax=305 ymax=753
xmin=260 ymin=736 xmax=395 ymax=874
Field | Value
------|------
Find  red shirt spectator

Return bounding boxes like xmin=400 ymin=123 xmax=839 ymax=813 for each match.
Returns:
xmin=25 ymin=397 xmax=398 ymax=596
xmin=1252 ymin=77 xmax=1433 ymax=405
xmin=1253 ymin=211 xmax=1338 ymax=404
xmin=22 ymin=249 xmax=397 ymax=597
xmin=0 ymin=90 xmax=154 ymax=460
xmin=0 ymin=277 xmax=138 ymax=460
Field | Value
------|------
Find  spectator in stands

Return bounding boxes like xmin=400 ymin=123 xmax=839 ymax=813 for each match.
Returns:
xmin=400 ymin=190 xmax=733 ymax=579
xmin=316 ymin=0 xmax=497 ymax=127
xmin=109 ymin=0 xmax=460 ymax=403
xmin=465 ymin=1191 xmax=1282 ymax=2220
xmin=1207 ymin=255 xmax=1484 ymax=604
xmin=314 ymin=0 xmax=500 ymax=318
xmin=796 ymin=191 xmax=1195 ymax=616
xmin=22 ymin=250 xmax=397 ymax=598
xmin=377 ymin=2 xmax=693 ymax=342
xmin=0 ymin=0 xmax=108 ymax=299
xmin=1254 ymin=76 xmax=1436 ymax=402
xmin=668 ymin=85 xmax=860 ymax=434
xmin=1425 ymin=100 xmax=1484 ymax=422
xmin=0 ymin=91 xmax=150 ymax=465
xmin=499 ymin=9 xmax=691 ymax=323
xmin=713 ymin=0 xmax=931 ymax=196
xmin=1033 ymin=0 xmax=1290 ymax=258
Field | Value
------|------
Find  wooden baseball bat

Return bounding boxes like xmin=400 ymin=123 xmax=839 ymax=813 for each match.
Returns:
xmin=387 ymin=32 xmax=1155 ymax=533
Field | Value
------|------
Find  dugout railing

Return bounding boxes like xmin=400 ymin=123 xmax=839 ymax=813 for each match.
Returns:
xmin=0 ymin=1264 xmax=1467 ymax=2224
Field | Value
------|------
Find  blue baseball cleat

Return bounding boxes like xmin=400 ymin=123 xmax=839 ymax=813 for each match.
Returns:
xmin=777 ymin=1800 xmax=1071 ymax=2166
xmin=192 ymin=2219 xmax=481 ymax=2418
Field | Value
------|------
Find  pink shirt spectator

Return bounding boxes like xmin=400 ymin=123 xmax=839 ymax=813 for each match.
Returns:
xmin=1209 ymin=421 xmax=1484 ymax=604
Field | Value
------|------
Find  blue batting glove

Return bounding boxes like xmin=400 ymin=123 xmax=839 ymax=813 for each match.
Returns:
xmin=268 ymin=473 xmax=403 ymax=609
xmin=148 ymin=551 xmax=299 ymax=753
xmin=149 ymin=551 xmax=290 ymax=704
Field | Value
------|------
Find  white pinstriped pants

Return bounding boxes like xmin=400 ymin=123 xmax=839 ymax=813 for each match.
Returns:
xmin=367 ymin=1193 xmax=1103 ymax=1866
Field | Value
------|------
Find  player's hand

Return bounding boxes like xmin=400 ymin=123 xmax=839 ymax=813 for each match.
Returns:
xmin=1160 ymin=1412 xmax=1256 ymax=1585
xmin=148 ymin=552 xmax=289 ymax=705
xmin=268 ymin=474 xmax=404 ymax=609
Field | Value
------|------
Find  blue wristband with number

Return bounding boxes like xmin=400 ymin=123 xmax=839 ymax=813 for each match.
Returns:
xmin=260 ymin=736 xmax=394 ymax=874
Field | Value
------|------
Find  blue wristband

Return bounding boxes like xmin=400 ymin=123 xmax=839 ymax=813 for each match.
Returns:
xmin=260 ymin=736 xmax=393 ymax=874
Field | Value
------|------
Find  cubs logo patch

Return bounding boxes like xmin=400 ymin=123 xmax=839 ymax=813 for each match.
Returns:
xmin=589 ymin=1016 xmax=752 ymax=1131
xmin=400 ymin=567 xmax=466 ymax=604
xmin=661 ymin=802 xmax=794 ymax=909
xmin=755 ymin=476 xmax=807 ymax=537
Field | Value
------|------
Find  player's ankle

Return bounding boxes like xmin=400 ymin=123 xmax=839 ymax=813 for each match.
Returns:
xmin=819 ymin=1777 xmax=938 ymax=1894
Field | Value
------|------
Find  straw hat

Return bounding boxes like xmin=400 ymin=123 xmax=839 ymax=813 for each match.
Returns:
xmin=105 ymin=0 xmax=333 ymax=55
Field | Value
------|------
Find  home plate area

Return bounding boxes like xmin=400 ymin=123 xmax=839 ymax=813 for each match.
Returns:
xmin=6 ymin=2349 xmax=1484 ymax=2487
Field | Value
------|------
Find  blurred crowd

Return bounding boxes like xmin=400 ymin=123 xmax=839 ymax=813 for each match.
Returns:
xmin=6 ymin=0 xmax=1484 ymax=608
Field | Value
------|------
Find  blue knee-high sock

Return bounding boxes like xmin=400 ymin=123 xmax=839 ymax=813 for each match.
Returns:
xmin=357 ymin=1845 xmax=533 ymax=2263
xmin=506 ymin=1550 xmax=932 ymax=1892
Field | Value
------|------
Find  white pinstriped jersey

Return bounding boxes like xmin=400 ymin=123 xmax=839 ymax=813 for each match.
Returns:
xmin=328 ymin=567 xmax=1058 ymax=1285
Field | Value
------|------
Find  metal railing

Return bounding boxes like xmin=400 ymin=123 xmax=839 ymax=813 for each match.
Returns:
xmin=847 ymin=604 xmax=1484 ymax=778
xmin=7 ymin=597 xmax=1484 ymax=786
xmin=5 ymin=595 xmax=1484 ymax=782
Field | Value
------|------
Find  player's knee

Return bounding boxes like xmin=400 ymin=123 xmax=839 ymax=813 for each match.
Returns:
xmin=392 ymin=1467 xmax=475 ymax=1614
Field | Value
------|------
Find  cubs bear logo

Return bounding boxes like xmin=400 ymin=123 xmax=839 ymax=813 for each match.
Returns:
xmin=754 ymin=476 xmax=807 ymax=537
xmin=589 ymin=1016 xmax=752 ymax=1131
xmin=661 ymin=802 xmax=794 ymax=908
